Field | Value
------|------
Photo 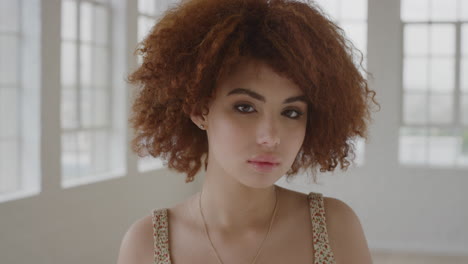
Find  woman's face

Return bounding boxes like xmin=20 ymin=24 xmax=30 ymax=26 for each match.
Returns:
xmin=193 ymin=59 xmax=309 ymax=188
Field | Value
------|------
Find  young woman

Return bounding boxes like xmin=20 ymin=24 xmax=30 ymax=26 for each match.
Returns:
xmin=118 ymin=0 xmax=379 ymax=263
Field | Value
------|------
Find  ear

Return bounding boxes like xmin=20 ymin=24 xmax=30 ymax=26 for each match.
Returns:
xmin=190 ymin=112 xmax=207 ymax=128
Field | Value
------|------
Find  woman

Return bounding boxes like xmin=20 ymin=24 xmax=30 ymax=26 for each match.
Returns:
xmin=118 ymin=0 xmax=379 ymax=263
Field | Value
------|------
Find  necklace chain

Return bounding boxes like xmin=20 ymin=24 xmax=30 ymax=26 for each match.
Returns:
xmin=199 ymin=186 xmax=279 ymax=264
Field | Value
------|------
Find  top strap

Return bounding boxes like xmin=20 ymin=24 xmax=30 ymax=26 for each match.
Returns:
xmin=152 ymin=208 xmax=171 ymax=264
xmin=308 ymin=192 xmax=336 ymax=264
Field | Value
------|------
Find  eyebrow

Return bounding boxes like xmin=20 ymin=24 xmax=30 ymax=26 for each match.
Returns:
xmin=226 ymin=88 xmax=309 ymax=104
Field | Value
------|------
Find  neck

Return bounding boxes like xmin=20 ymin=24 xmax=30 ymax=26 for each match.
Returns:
xmin=196 ymin=173 xmax=280 ymax=235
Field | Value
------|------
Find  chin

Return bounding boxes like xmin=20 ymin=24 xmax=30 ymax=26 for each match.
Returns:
xmin=238 ymin=175 xmax=279 ymax=190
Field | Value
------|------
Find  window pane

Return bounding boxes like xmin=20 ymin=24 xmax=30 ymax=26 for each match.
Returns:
xmin=403 ymin=93 xmax=427 ymax=124
xmin=94 ymin=89 xmax=109 ymax=126
xmin=401 ymin=0 xmax=429 ymax=21
xmin=80 ymin=44 xmax=92 ymax=87
xmin=80 ymin=2 xmax=93 ymax=42
xmin=399 ymin=126 xmax=427 ymax=164
xmin=428 ymin=127 xmax=457 ymax=166
xmin=430 ymin=24 xmax=455 ymax=56
xmin=403 ymin=57 xmax=428 ymax=91
xmin=94 ymin=46 xmax=108 ymax=87
xmin=0 ymin=0 xmax=19 ymax=32
xmin=462 ymin=95 xmax=468 ymax=125
xmin=404 ymin=24 xmax=429 ymax=56
xmin=62 ymin=132 xmax=79 ymax=179
xmin=319 ymin=0 xmax=341 ymax=18
xmin=138 ymin=0 xmax=147 ymax=14
xmin=138 ymin=16 xmax=155 ymax=42
xmin=94 ymin=6 xmax=108 ymax=45
xmin=62 ymin=0 xmax=77 ymax=40
xmin=340 ymin=0 xmax=367 ymax=21
xmin=461 ymin=1 xmax=468 ymax=20
xmin=462 ymin=58 xmax=468 ymax=92
xmin=78 ymin=130 xmax=92 ymax=176
xmin=458 ymin=129 xmax=468 ymax=166
xmin=61 ymin=41 xmax=77 ymax=87
xmin=0 ymin=88 xmax=18 ymax=138
xmin=61 ymin=88 xmax=78 ymax=129
xmin=93 ymin=130 xmax=109 ymax=173
xmin=138 ymin=0 xmax=156 ymax=16
xmin=430 ymin=0 xmax=457 ymax=22
xmin=430 ymin=57 xmax=454 ymax=92
xmin=428 ymin=94 xmax=453 ymax=124
xmin=462 ymin=24 xmax=468 ymax=56
xmin=341 ymin=22 xmax=367 ymax=54
xmin=156 ymin=0 xmax=172 ymax=14
xmin=0 ymin=140 xmax=19 ymax=192
xmin=0 ymin=36 xmax=18 ymax=85
xmin=81 ymin=88 xmax=93 ymax=127
xmin=62 ymin=0 xmax=116 ymax=180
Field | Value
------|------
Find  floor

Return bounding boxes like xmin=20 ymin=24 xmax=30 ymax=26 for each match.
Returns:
xmin=371 ymin=250 xmax=468 ymax=264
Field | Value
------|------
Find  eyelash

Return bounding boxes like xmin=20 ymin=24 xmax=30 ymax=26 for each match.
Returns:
xmin=233 ymin=103 xmax=305 ymax=120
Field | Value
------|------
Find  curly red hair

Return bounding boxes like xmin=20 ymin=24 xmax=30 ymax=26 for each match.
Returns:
xmin=127 ymin=0 xmax=380 ymax=183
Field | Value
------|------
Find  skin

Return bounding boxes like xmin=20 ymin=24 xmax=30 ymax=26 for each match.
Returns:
xmin=190 ymin=58 xmax=309 ymax=234
xmin=117 ymin=59 xmax=373 ymax=264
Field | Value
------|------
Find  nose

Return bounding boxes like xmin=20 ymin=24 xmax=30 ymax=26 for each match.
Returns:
xmin=256 ymin=117 xmax=280 ymax=148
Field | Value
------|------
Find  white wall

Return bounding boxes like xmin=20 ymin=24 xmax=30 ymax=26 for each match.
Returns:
xmin=0 ymin=168 xmax=202 ymax=264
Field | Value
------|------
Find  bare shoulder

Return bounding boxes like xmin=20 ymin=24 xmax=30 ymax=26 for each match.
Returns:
xmin=276 ymin=186 xmax=309 ymax=207
xmin=322 ymin=196 xmax=373 ymax=264
xmin=116 ymin=213 xmax=154 ymax=264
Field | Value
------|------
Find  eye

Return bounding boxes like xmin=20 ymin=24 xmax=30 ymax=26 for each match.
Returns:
xmin=234 ymin=104 xmax=255 ymax=113
xmin=233 ymin=103 xmax=305 ymax=120
xmin=284 ymin=109 xmax=305 ymax=119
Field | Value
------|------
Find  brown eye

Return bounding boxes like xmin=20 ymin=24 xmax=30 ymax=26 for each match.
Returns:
xmin=284 ymin=109 xmax=304 ymax=119
xmin=234 ymin=104 xmax=255 ymax=113
xmin=233 ymin=104 xmax=304 ymax=120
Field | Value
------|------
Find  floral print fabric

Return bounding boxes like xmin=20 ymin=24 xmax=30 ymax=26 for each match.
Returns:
xmin=152 ymin=208 xmax=171 ymax=263
xmin=308 ymin=192 xmax=337 ymax=264
xmin=152 ymin=191 xmax=336 ymax=263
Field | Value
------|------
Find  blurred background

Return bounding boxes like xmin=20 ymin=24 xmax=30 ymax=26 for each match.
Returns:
xmin=0 ymin=0 xmax=467 ymax=263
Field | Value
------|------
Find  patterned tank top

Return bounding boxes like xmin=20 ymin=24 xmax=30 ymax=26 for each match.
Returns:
xmin=152 ymin=191 xmax=336 ymax=264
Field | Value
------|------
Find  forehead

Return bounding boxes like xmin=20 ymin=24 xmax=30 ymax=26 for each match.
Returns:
xmin=216 ymin=59 xmax=302 ymax=95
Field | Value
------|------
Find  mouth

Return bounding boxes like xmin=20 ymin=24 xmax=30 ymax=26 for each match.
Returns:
xmin=248 ymin=161 xmax=277 ymax=165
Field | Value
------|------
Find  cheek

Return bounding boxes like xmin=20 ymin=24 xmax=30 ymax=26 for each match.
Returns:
xmin=282 ymin=121 xmax=307 ymax=153
xmin=207 ymin=113 xmax=251 ymax=166
xmin=212 ymin=113 xmax=249 ymax=143
xmin=207 ymin=108 xmax=246 ymax=141
xmin=291 ymin=128 xmax=306 ymax=150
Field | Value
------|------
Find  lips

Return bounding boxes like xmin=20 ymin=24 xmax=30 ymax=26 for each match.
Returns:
xmin=248 ymin=155 xmax=281 ymax=165
xmin=248 ymin=161 xmax=277 ymax=165
xmin=248 ymin=160 xmax=280 ymax=173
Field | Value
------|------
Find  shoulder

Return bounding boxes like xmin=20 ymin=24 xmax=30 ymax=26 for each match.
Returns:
xmin=116 ymin=212 xmax=155 ymax=264
xmin=322 ymin=196 xmax=373 ymax=264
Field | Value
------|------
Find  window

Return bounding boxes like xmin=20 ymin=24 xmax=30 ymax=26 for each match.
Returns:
xmin=312 ymin=0 xmax=368 ymax=74
xmin=0 ymin=0 xmax=41 ymax=203
xmin=399 ymin=0 xmax=468 ymax=168
xmin=60 ymin=0 xmax=125 ymax=187
xmin=314 ymin=0 xmax=369 ymax=167
xmin=138 ymin=0 xmax=174 ymax=48
xmin=136 ymin=0 xmax=175 ymax=172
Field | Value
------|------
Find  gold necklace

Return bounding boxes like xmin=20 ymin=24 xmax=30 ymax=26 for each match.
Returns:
xmin=199 ymin=186 xmax=279 ymax=264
